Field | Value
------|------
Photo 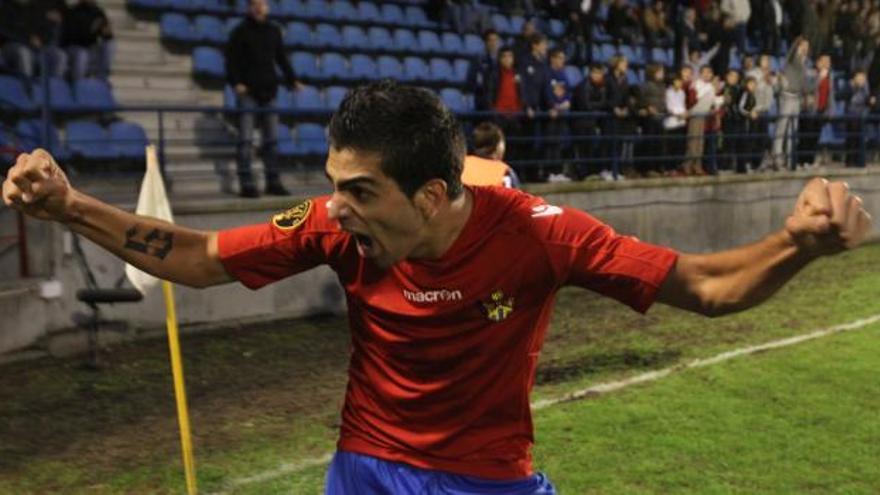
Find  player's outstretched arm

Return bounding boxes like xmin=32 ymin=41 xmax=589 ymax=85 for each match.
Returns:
xmin=657 ymin=178 xmax=872 ymax=317
xmin=2 ymin=150 xmax=233 ymax=288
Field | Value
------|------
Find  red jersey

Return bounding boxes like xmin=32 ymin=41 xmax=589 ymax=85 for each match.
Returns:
xmin=217 ymin=186 xmax=678 ymax=480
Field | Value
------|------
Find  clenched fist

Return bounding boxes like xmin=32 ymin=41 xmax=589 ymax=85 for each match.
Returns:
xmin=2 ymin=149 xmax=77 ymax=223
xmin=785 ymin=177 xmax=873 ymax=256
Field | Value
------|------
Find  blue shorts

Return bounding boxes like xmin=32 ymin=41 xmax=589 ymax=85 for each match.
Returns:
xmin=325 ymin=451 xmax=556 ymax=495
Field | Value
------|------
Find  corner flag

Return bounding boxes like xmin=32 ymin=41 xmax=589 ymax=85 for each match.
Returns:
xmin=125 ymin=145 xmax=198 ymax=495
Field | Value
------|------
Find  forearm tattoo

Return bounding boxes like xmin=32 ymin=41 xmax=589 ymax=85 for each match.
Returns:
xmin=124 ymin=225 xmax=174 ymax=260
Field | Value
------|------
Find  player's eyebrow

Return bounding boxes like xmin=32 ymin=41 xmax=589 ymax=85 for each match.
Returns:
xmin=324 ymin=170 xmax=379 ymax=191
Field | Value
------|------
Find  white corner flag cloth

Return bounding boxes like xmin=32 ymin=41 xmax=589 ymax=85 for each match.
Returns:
xmin=125 ymin=145 xmax=174 ymax=294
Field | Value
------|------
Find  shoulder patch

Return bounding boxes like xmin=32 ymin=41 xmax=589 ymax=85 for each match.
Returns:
xmin=272 ymin=199 xmax=313 ymax=230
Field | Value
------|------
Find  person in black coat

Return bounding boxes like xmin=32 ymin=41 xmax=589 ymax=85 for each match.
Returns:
xmin=62 ymin=0 xmax=114 ymax=79
xmin=571 ymin=63 xmax=609 ymax=177
xmin=225 ymin=0 xmax=300 ymax=198
xmin=467 ymin=29 xmax=501 ymax=111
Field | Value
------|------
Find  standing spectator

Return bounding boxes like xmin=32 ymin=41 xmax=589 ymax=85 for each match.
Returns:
xmin=489 ymin=46 xmax=526 ymax=164
xmin=572 ymin=64 xmax=609 ymax=178
xmin=564 ymin=0 xmax=598 ymax=66
xmin=749 ymin=55 xmax=777 ymax=168
xmin=676 ymin=6 xmax=705 ymax=66
xmin=772 ymin=37 xmax=811 ymax=170
xmin=664 ymin=73 xmax=689 ymax=175
xmin=799 ymin=54 xmax=834 ymax=167
xmin=0 ymin=0 xmax=68 ymax=79
xmin=606 ymin=0 xmax=643 ymax=46
xmin=737 ymin=76 xmax=760 ymax=172
xmin=703 ymin=3 xmax=735 ymax=76
xmin=721 ymin=69 xmax=743 ymax=172
xmin=643 ymin=1 xmax=673 ymax=58
xmin=606 ymin=55 xmax=633 ymax=178
xmin=682 ymin=39 xmax=720 ymax=76
xmin=517 ymin=33 xmax=550 ymax=177
xmin=544 ymin=49 xmax=573 ymax=173
xmin=637 ymin=64 xmax=668 ymax=175
xmin=846 ymin=70 xmax=875 ymax=166
xmin=682 ymin=65 xmax=717 ymax=175
xmin=763 ymin=0 xmax=783 ymax=55
xmin=225 ymin=0 xmax=299 ymax=198
xmin=62 ymin=0 xmax=115 ymax=80
xmin=721 ymin=0 xmax=751 ymax=55
xmin=513 ymin=20 xmax=538 ymax=64
xmin=462 ymin=121 xmax=520 ymax=188
xmin=468 ymin=29 xmax=501 ymax=111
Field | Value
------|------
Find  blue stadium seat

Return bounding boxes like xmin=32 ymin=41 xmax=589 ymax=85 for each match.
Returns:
xmin=509 ymin=15 xmax=525 ymax=34
xmin=564 ymin=65 xmax=584 ymax=87
xmin=601 ymin=43 xmax=616 ymax=62
xmin=167 ymin=0 xmax=198 ymax=13
xmin=404 ymin=6 xmax=431 ymax=27
xmin=291 ymin=51 xmax=320 ymax=79
xmin=332 ymin=0 xmax=359 ymax=21
xmin=463 ymin=34 xmax=484 ymax=56
xmin=341 ymin=26 xmax=369 ymax=50
xmin=225 ymin=16 xmax=243 ymax=35
xmin=429 ymin=57 xmax=454 ymax=83
xmin=381 ymin=4 xmax=405 ymax=25
xmin=160 ymin=13 xmax=197 ymax=42
xmin=377 ymin=55 xmax=403 ymax=79
xmin=439 ymin=88 xmax=465 ymax=112
xmin=202 ymin=0 xmax=231 ymax=13
xmin=368 ymin=26 xmax=393 ymax=51
xmin=73 ymin=78 xmax=116 ymax=109
xmin=192 ymin=46 xmax=225 ymax=78
xmin=276 ymin=123 xmax=296 ymax=156
xmin=66 ymin=120 xmax=117 ymax=160
xmin=194 ymin=15 xmax=226 ymax=43
xmin=223 ymin=84 xmax=238 ymax=109
xmin=321 ymin=52 xmax=349 ymax=80
xmin=294 ymin=123 xmax=328 ymax=155
xmin=620 ymin=45 xmax=638 ymax=64
xmin=451 ymin=58 xmax=469 ymax=84
xmin=403 ymin=56 xmax=430 ymax=82
xmin=294 ymin=85 xmax=325 ymax=111
xmin=358 ymin=1 xmax=380 ymax=22
xmin=128 ymin=0 xmax=166 ymax=10
xmin=31 ymin=78 xmax=76 ymax=109
xmin=279 ymin=0 xmax=304 ymax=16
xmin=274 ymin=86 xmax=295 ymax=111
xmin=315 ymin=23 xmax=344 ymax=49
xmin=548 ymin=19 xmax=565 ymax=37
xmin=350 ymin=54 xmax=377 ymax=80
xmin=325 ymin=86 xmax=348 ymax=109
xmin=285 ymin=21 xmax=312 ymax=47
xmin=626 ymin=68 xmax=639 ymax=85
xmin=491 ymin=13 xmax=512 ymax=35
xmin=650 ymin=47 xmax=668 ymax=65
xmin=14 ymin=119 xmax=69 ymax=160
xmin=393 ymin=29 xmax=419 ymax=53
xmin=303 ymin=0 xmax=331 ymax=20
xmin=418 ymin=30 xmax=442 ymax=54
xmin=109 ymin=121 xmax=149 ymax=159
xmin=441 ymin=32 xmax=463 ymax=55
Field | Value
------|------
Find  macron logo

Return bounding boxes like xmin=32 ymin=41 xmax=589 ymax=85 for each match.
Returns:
xmin=403 ymin=288 xmax=463 ymax=304
xmin=531 ymin=204 xmax=563 ymax=218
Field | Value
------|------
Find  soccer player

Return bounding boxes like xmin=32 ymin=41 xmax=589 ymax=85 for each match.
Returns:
xmin=2 ymin=82 xmax=872 ymax=494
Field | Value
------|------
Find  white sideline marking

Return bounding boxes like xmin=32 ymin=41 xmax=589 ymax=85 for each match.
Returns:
xmin=212 ymin=314 xmax=880 ymax=493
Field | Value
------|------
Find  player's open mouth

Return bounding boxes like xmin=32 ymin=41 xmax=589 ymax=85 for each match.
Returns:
xmin=353 ymin=233 xmax=376 ymax=257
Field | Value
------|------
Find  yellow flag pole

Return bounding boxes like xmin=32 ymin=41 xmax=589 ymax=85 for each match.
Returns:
xmin=162 ymin=280 xmax=198 ymax=495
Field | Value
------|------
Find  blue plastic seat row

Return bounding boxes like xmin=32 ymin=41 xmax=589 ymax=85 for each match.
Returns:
xmin=0 ymin=75 xmax=117 ymax=112
xmin=145 ymin=0 xmax=434 ymax=29
xmin=283 ymin=24 xmax=486 ymax=57
xmin=11 ymin=119 xmax=148 ymax=160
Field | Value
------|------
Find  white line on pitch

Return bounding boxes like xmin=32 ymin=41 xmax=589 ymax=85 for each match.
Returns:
xmin=211 ymin=313 xmax=880 ymax=493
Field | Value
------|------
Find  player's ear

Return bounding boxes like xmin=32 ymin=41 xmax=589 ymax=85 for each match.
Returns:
xmin=413 ymin=179 xmax=447 ymax=221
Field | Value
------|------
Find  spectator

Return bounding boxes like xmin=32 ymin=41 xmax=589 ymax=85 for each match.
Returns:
xmin=762 ymin=0 xmax=783 ymax=55
xmin=606 ymin=55 xmax=633 ymax=178
xmin=61 ymin=0 xmax=114 ymax=80
xmin=741 ymin=54 xmax=755 ymax=74
xmin=664 ymin=73 xmax=688 ymax=175
xmin=749 ymin=55 xmax=777 ymax=168
xmin=772 ymin=37 xmax=811 ymax=170
xmin=572 ymin=63 xmax=609 ymax=179
xmin=846 ymin=70 xmax=875 ymax=166
xmin=682 ymin=39 xmax=721 ymax=76
xmin=1 ymin=0 xmax=67 ymax=78
xmin=513 ymin=20 xmax=538 ymax=64
xmin=703 ymin=3 xmax=735 ymax=76
xmin=563 ymin=0 xmax=599 ymax=66
xmin=643 ymin=1 xmax=673 ymax=57
xmin=489 ymin=46 xmax=526 ymax=163
xmin=677 ymin=7 xmax=705 ymax=65
xmin=462 ymin=121 xmax=520 ymax=188
xmin=800 ymin=53 xmax=835 ymax=167
xmin=720 ymin=69 xmax=744 ymax=172
xmin=225 ymin=0 xmax=299 ymax=198
xmin=517 ymin=33 xmax=550 ymax=176
xmin=703 ymin=74 xmax=726 ymax=175
xmin=606 ymin=0 xmax=643 ymax=46
xmin=682 ymin=65 xmax=717 ymax=175
xmin=737 ymin=76 xmax=760 ymax=173
xmin=721 ymin=0 xmax=751 ymax=55
xmin=544 ymin=48 xmax=573 ymax=174
xmin=637 ymin=63 xmax=667 ymax=175
xmin=468 ymin=29 xmax=501 ymax=111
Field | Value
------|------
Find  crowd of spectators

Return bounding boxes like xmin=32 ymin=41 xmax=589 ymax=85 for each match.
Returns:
xmin=465 ymin=0 xmax=880 ymax=181
xmin=0 ymin=0 xmax=115 ymax=81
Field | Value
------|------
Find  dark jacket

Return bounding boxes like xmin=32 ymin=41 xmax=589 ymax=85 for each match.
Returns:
xmin=61 ymin=1 xmax=112 ymax=47
xmin=572 ymin=78 xmax=608 ymax=129
xmin=225 ymin=17 xmax=297 ymax=104
xmin=517 ymin=51 xmax=549 ymax=111
xmin=468 ymin=52 xmax=497 ymax=111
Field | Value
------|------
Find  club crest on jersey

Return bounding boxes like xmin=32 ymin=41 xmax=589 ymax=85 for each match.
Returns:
xmin=483 ymin=290 xmax=514 ymax=322
xmin=272 ymin=199 xmax=312 ymax=230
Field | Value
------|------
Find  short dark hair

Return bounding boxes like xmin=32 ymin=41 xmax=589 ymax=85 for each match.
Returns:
xmin=472 ymin=121 xmax=504 ymax=158
xmin=549 ymin=48 xmax=565 ymax=59
xmin=529 ymin=33 xmax=547 ymax=46
xmin=328 ymin=81 xmax=465 ymax=199
xmin=483 ymin=29 xmax=499 ymax=40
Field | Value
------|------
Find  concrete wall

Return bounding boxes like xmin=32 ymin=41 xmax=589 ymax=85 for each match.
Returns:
xmin=1 ymin=170 xmax=878 ymax=357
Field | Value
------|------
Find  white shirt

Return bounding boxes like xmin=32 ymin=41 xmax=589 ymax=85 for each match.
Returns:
xmin=664 ymin=87 xmax=687 ymax=129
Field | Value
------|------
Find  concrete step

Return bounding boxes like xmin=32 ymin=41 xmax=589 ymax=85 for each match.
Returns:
xmin=113 ymin=59 xmax=192 ymax=75
xmin=111 ymin=73 xmax=197 ymax=91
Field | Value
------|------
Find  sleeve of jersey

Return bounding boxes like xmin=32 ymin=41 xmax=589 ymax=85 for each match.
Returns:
xmin=216 ymin=197 xmax=339 ymax=290
xmin=541 ymin=206 xmax=679 ymax=313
